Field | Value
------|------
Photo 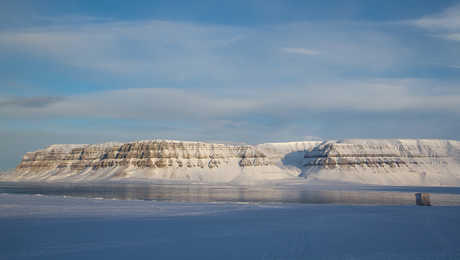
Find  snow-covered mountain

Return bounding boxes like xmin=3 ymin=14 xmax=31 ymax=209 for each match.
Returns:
xmin=2 ymin=139 xmax=460 ymax=186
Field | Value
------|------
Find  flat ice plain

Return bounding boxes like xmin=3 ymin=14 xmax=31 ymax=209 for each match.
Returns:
xmin=2 ymin=192 xmax=460 ymax=260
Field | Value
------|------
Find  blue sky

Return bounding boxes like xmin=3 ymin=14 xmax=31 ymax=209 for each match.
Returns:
xmin=1 ymin=0 xmax=460 ymax=168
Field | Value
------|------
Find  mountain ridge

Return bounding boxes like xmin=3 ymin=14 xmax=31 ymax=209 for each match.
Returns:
xmin=2 ymin=138 xmax=460 ymax=186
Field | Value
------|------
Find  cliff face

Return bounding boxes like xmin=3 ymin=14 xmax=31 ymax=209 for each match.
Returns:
xmin=297 ymin=139 xmax=460 ymax=186
xmin=16 ymin=141 xmax=270 ymax=172
xmin=5 ymin=139 xmax=460 ymax=186
xmin=303 ymin=139 xmax=456 ymax=168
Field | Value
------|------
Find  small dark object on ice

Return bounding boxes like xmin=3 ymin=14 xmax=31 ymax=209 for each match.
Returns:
xmin=415 ymin=193 xmax=431 ymax=206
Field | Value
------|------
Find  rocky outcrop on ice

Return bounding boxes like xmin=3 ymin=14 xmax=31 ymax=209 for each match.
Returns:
xmin=2 ymin=139 xmax=460 ymax=186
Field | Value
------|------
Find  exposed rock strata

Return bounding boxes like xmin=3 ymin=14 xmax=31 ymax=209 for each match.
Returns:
xmin=5 ymin=139 xmax=460 ymax=186
xmin=302 ymin=140 xmax=452 ymax=169
xmin=16 ymin=141 xmax=271 ymax=173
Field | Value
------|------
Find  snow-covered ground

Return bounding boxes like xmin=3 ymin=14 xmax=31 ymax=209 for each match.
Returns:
xmin=1 ymin=193 xmax=460 ymax=259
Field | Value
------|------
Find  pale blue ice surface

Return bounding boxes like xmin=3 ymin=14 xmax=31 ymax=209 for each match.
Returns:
xmin=2 ymin=194 xmax=460 ymax=259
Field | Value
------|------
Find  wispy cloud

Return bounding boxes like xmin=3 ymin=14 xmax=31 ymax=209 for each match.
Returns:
xmin=0 ymin=14 xmax=459 ymax=147
xmin=1 ymin=79 xmax=459 ymax=122
xmin=411 ymin=4 xmax=460 ymax=41
xmin=412 ymin=4 xmax=460 ymax=30
xmin=0 ymin=20 xmax=245 ymax=82
xmin=0 ymin=88 xmax=260 ymax=120
xmin=0 ymin=96 xmax=64 ymax=108
xmin=0 ymin=19 xmax=411 ymax=83
xmin=281 ymin=47 xmax=320 ymax=56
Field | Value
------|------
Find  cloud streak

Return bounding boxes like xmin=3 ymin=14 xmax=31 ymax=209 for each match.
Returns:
xmin=1 ymin=79 xmax=459 ymax=122
xmin=0 ymin=18 xmax=413 ymax=84
xmin=412 ymin=4 xmax=460 ymax=31
xmin=411 ymin=4 xmax=460 ymax=42
xmin=281 ymin=47 xmax=320 ymax=55
xmin=0 ymin=10 xmax=459 ymax=149
xmin=0 ymin=96 xmax=63 ymax=108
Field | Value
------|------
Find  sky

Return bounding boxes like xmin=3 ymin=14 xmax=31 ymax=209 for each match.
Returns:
xmin=1 ymin=0 xmax=460 ymax=169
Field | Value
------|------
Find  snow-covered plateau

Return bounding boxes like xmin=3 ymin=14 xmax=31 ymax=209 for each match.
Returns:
xmin=2 ymin=139 xmax=460 ymax=186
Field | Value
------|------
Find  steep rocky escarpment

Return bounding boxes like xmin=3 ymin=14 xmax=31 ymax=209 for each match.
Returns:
xmin=4 ymin=139 xmax=460 ymax=186
xmin=297 ymin=139 xmax=460 ymax=186
xmin=16 ymin=141 xmax=270 ymax=173
xmin=303 ymin=139 xmax=454 ymax=169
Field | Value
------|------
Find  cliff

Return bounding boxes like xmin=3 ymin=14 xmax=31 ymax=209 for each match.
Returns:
xmin=2 ymin=139 xmax=460 ymax=186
